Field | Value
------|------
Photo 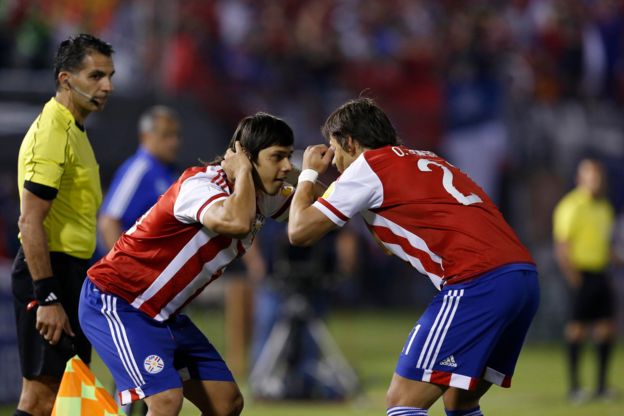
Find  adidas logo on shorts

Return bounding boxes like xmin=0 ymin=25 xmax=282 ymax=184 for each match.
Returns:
xmin=439 ymin=355 xmax=458 ymax=368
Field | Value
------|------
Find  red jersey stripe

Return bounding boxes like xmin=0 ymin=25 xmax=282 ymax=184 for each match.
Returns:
xmin=271 ymin=193 xmax=293 ymax=219
xmin=317 ymin=197 xmax=348 ymax=221
xmin=195 ymin=193 xmax=228 ymax=222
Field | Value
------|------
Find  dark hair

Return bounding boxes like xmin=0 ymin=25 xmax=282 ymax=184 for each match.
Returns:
xmin=322 ymin=97 xmax=400 ymax=149
xmin=54 ymin=33 xmax=114 ymax=88
xmin=225 ymin=112 xmax=294 ymax=162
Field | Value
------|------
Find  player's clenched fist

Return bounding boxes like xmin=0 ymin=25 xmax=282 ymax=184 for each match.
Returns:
xmin=302 ymin=144 xmax=334 ymax=174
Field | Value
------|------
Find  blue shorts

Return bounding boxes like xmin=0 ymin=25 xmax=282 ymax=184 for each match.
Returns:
xmin=395 ymin=264 xmax=539 ymax=390
xmin=78 ymin=279 xmax=234 ymax=404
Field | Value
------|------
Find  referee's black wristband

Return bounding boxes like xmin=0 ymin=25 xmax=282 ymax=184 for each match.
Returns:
xmin=33 ymin=276 xmax=61 ymax=305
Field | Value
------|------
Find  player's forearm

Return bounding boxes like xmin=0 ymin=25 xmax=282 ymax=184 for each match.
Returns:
xmin=214 ymin=167 xmax=256 ymax=236
xmin=313 ymin=180 xmax=327 ymax=198
xmin=285 ymin=166 xmax=326 ymax=197
xmin=98 ymin=215 xmax=123 ymax=250
xmin=554 ymin=243 xmax=581 ymax=287
xmin=226 ymin=167 xmax=256 ymax=222
xmin=18 ymin=219 xmax=53 ymax=280
xmin=288 ymin=181 xmax=318 ymax=246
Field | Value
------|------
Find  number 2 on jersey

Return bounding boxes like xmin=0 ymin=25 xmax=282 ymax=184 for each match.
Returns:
xmin=417 ymin=159 xmax=482 ymax=205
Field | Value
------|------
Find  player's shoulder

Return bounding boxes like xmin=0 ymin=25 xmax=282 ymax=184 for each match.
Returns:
xmin=179 ymin=165 xmax=212 ymax=181
xmin=553 ymin=189 xmax=587 ymax=222
xmin=105 ymin=160 xmax=155 ymax=203
xmin=117 ymin=150 xmax=148 ymax=172
xmin=40 ymin=98 xmax=75 ymax=133
xmin=25 ymin=103 xmax=72 ymax=147
xmin=359 ymin=145 xmax=443 ymax=180
xmin=557 ymin=189 xmax=585 ymax=209
xmin=363 ymin=145 xmax=441 ymax=165
xmin=177 ymin=164 xmax=231 ymax=189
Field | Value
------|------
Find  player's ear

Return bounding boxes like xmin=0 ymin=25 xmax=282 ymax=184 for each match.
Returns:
xmin=346 ymin=136 xmax=356 ymax=155
xmin=58 ymin=72 xmax=70 ymax=90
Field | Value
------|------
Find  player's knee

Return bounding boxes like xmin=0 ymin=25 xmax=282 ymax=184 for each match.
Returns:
xmin=594 ymin=320 xmax=616 ymax=341
xmin=386 ymin=383 xmax=400 ymax=407
xmin=227 ymin=391 xmax=244 ymax=416
xmin=208 ymin=390 xmax=244 ymax=416
xmin=386 ymin=381 xmax=417 ymax=408
xmin=565 ymin=323 xmax=587 ymax=341
xmin=145 ymin=389 xmax=184 ymax=415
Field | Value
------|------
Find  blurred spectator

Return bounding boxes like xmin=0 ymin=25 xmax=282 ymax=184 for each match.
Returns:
xmin=553 ymin=158 xmax=617 ymax=402
xmin=440 ymin=5 xmax=510 ymax=203
xmin=97 ymin=105 xmax=181 ymax=256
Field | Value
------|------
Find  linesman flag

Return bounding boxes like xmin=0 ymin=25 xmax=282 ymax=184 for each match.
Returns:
xmin=52 ymin=355 xmax=125 ymax=415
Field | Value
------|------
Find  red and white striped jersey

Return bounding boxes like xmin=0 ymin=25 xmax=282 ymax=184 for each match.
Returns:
xmin=314 ymin=145 xmax=534 ymax=289
xmin=88 ymin=164 xmax=293 ymax=321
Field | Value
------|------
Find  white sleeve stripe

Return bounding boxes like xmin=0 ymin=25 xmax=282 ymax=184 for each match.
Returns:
xmin=105 ymin=158 xmax=150 ymax=218
xmin=312 ymin=200 xmax=346 ymax=227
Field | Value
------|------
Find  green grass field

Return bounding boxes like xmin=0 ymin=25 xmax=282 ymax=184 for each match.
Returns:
xmin=2 ymin=307 xmax=622 ymax=415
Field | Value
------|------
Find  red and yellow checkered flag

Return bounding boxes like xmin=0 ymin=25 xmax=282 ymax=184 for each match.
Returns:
xmin=52 ymin=355 xmax=125 ymax=416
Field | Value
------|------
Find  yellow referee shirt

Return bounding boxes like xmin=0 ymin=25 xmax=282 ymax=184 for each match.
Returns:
xmin=17 ymin=97 xmax=102 ymax=259
xmin=553 ymin=188 xmax=614 ymax=271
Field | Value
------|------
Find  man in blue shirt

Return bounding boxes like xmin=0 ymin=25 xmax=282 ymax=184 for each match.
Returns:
xmin=98 ymin=105 xmax=180 ymax=255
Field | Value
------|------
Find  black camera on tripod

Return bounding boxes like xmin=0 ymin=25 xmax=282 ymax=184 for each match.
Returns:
xmin=267 ymin=233 xmax=337 ymax=296
xmin=249 ymin=231 xmax=359 ymax=401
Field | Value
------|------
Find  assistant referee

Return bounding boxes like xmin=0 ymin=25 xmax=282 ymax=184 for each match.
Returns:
xmin=11 ymin=34 xmax=115 ymax=416
xmin=553 ymin=158 xmax=616 ymax=402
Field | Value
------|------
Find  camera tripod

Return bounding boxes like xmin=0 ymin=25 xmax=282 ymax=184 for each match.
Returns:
xmin=248 ymin=293 xmax=359 ymax=400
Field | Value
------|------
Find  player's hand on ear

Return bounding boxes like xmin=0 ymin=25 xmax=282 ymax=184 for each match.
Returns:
xmin=222 ymin=141 xmax=252 ymax=180
xmin=302 ymin=144 xmax=334 ymax=174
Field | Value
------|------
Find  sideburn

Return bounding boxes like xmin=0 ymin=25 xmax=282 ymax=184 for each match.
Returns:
xmin=251 ymin=163 xmax=266 ymax=194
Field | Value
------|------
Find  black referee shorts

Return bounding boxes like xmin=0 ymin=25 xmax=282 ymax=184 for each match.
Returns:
xmin=571 ymin=270 xmax=616 ymax=322
xmin=11 ymin=246 xmax=92 ymax=379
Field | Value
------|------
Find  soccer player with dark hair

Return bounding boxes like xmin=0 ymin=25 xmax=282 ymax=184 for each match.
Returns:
xmin=97 ymin=106 xmax=181 ymax=415
xmin=79 ymin=113 xmax=310 ymax=415
xmin=12 ymin=33 xmax=115 ymax=415
xmin=288 ymin=98 xmax=540 ymax=416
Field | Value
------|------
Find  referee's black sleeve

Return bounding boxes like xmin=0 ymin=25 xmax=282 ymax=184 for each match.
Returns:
xmin=24 ymin=180 xmax=58 ymax=200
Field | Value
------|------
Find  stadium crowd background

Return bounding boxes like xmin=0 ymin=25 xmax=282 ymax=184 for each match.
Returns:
xmin=0 ymin=0 xmax=623 ymax=348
